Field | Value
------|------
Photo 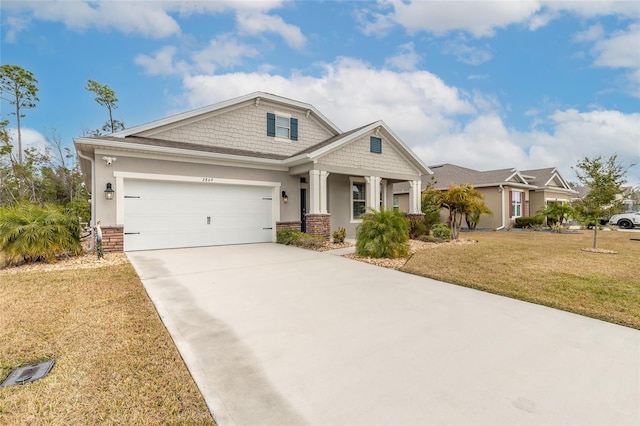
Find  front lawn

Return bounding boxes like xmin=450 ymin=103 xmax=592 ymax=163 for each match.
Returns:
xmin=0 ymin=260 xmax=216 ymax=425
xmin=401 ymin=230 xmax=640 ymax=329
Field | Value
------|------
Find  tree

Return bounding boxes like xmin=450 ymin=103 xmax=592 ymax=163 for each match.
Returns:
xmin=572 ymin=155 xmax=626 ymax=249
xmin=421 ymin=183 xmax=442 ymax=232
xmin=535 ymin=202 xmax=574 ymax=226
xmin=0 ymin=65 xmax=39 ymax=165
xmin=437 ymin=184 xmax=491 ymax=239
xmin=85 ymin=79 xmax=125 ymax=134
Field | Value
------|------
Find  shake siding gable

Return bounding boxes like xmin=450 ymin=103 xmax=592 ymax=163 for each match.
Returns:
xmin=318 ymin=134 xmax=418 ymax=175
xmin=145 ymin=101 xmax=334 ymax=157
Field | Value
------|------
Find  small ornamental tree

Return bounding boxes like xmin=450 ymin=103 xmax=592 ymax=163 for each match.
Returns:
xmin=437 ymin=184 xmax=491 ymax=239
xmin=535 ymin=202 xmax=574 ymax=226
xmin=356 ymin=208 xmax=409 ymax=258
xmin=572 ymin=155 xmax=626 ymax=249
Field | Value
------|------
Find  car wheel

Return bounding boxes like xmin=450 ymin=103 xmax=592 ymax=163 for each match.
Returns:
xmin=618 ymin=219 xmax=633 ymax=229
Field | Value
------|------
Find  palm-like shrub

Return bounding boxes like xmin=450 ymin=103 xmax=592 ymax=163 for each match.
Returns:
xmin=0 ymin=202 xmax=82 ymax=265
xmin=356 ymin=208 xmax=409 ymax=258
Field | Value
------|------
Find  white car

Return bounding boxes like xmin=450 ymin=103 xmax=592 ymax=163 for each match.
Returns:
xmin=609 ymin=212 xmax=640 ymax=229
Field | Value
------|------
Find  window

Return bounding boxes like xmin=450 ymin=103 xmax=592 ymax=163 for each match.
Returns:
xmin=379 ymin=180 xmax=386 ymax=209
xmin=511 ymin=191 xmax=522 ymax=217
xmin=267 ymin=112 xmax=298 ymax=141
xmin=370 ymin=136 xmax=382 ymax=154
xmin=351 ymin=179 xmax=366 ymax=221
xmin=393 ymin=197 xmax=399 ymax=211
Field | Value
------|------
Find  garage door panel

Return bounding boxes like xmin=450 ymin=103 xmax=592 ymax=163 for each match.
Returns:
xmin=123 ymin=179 xmax=274 ymax=251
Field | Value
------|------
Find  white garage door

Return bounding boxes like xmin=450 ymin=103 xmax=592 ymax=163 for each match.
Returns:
xmin=124 ymin=179 xmax=274 ymax=251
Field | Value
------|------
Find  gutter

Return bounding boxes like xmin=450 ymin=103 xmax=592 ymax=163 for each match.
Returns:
xmin=496 ymin=184 xmax=506 ymax=230
xmin=76 ymin=150 xmax=96 ymax=231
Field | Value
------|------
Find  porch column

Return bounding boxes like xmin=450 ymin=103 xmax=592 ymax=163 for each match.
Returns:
xmin=309 ymin=170 xmax=320 ymax=214
xmin=409 ymin=179 xmax=422 ymax=214
xmin=365 ymin=176 xmax=381 ymax=211
xmin=320 ymin=171 xmax=330 ymax=214
xmin=307 ymin=169 xmax=331 ymax=239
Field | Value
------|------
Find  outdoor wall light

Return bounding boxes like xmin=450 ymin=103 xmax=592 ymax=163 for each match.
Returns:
xmin=105 ymin=182 xmax=115 ymax=200
xmin=281 ymin=190 xmax=288 ymax=203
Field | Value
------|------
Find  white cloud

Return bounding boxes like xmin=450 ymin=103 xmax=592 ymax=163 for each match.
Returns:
xmin=7 ymin=127 xmax=48 ymax=153
xmin=27 ymin=1 xmax=181 ymax=38
xmin=591 ymin=24 xmax=640 ymax=69
xmin=236 ymin=11 xmax=306 ymax=49
xmin=192 ymin=35 xmax=260 ymax=73
xmin=442 ymin=35 xmax=492 ymax=65
xmin=574 ymin=23 xmax=605 ymax=42
xmin=366 ymin=1 xmax=541 ymax=37
xmin=135 ymin=46 xmax=188 ymax=76
xmin=177 ymin=60 xmax=639 ymax=184
xmin=385 ymin=42 xmax=420 ymax=71
xmin=181 ymin=57 xmax=475 ymax=142
xmin=359 ymin=1 xmax=639 ymax=38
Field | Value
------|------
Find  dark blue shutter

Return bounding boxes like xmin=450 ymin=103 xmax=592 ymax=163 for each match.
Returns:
xmin=290 ymin=118 xmax=298 ymax=141
xmin=267 ymin=113 xmax=275 ymax=137
xmin=370 ymin=136 xmax=382 ymax=153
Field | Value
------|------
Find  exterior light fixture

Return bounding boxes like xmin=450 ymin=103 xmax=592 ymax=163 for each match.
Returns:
xmin=281 ymin=190 xmax=288 ymax=203
xmin=105 ymin=182 xmax=115 ymax=200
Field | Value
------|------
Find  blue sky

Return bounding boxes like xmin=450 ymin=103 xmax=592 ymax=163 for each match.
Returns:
xmin=1 ymin=0 xmax=639 ymax=185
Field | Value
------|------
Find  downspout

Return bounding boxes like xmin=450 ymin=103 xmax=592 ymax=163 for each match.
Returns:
xmin=496 ymin=184 xmax=506 ymax=230
xmin=76 ymin=150 xmax=96 ymax=247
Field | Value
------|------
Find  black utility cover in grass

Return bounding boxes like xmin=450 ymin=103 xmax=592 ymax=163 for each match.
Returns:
xmin=0 ymin=359 xmax=55 ymax=387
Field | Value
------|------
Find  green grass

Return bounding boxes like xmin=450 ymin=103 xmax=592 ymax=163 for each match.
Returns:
xmin=401 ymin=230 xmax=640 ymax=329
xmin=0 ymin=261 xmax=216 ymax=425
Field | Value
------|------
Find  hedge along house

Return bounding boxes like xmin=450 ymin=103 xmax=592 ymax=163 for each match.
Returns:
xmin=74 ymin=92 xmax=430 ymax=252
xmin=394 ymin=163 xmax=577 ymax=230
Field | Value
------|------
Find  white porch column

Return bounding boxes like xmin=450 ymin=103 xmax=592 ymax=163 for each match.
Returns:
xmin=409 ymin=179 xmax=422 ymax=214
xmin=309 ymin=170 xmax=330 ymax=214
xmin=319 ymin=171 xmax=330 ymax=214
xmin=309 ymin=170 xmax=320 ymax=214
xmin=365 ymin=176 xmax=382 ymax=211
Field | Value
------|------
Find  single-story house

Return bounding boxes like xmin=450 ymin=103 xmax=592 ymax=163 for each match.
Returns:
xmin=74 ymin=92 xmax=430 ymax=252
xmin=394 ymin=163 xmax=577 ymax=229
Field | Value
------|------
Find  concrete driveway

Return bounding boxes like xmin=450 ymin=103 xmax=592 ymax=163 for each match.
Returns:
xmin=127 ymin=243 xmax=639 ymax=426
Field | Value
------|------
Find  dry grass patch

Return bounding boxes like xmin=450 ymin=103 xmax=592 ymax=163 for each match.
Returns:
xmin=401 ymin=231 xmax=639 ymax=329
xmin=0 ymin=260 xmax=215 ymax=425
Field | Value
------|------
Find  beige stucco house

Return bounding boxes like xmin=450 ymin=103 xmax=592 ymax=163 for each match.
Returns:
xmin=394 ymin=163 xmax=577 ymax=229
xmin=75 ymin=92 xmax=430 ymax=251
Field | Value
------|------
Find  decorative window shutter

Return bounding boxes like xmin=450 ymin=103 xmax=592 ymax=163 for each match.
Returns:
xmin=267 ymin=113 xmax=275 ymax=137
xmin=370 ymin=136 xmax=382 ymax=153
xmin=290 ymin=118 xmax=298 ymax=140
xmin=509 ymin=190 xmax=513 ymax=216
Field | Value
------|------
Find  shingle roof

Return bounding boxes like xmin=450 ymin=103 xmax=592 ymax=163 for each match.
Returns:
xmin=520 ymin=167 xmax=557 ymax=187
xmin=97 ymin=136 xmax=290 ymax=160
xmin=291 ymin=123 xmax=374 ymax=156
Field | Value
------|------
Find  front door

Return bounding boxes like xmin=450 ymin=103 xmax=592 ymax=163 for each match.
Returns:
xmin=300 ymin=188 xmax=307 ymax=233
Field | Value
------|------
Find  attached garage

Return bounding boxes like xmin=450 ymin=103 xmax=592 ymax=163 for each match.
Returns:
xmin=122 ymin=179 xmax=275 ymax=251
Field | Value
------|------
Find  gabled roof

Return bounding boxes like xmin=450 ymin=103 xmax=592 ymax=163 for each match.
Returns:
xmin=394 ymin=163 xmax=579 ymax=194
xmin=428 ymin=163 xmax=534 ymax=189
xmin=112 ymin=91 xmax=342 ymax=137
xmin=521 ymin=167 xmax=574 ymax=191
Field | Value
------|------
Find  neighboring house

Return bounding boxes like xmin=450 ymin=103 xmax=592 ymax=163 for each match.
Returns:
xmin=394 ymin=163 xmax=577 ymax=229
xmin=574 ymin=185 xmax=640 ymax=212
xmin=74 ymin=92 xmax=430 ymax=252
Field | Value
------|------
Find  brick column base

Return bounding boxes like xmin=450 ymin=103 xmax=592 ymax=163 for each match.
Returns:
xmin=100 ymin=225 xmax=124 ymax=252
xmin=305 ymin=214 xmax=331 ymax=239
xmin=276 ymin=221 xmax=302 ymax=232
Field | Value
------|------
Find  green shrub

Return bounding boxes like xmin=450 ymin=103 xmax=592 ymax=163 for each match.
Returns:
xmin=332 ymin=227 xmax=346 ymax=243
xmin=276 ymin=229 xmax=301 ymax=245
xmin=356 ymin=208 xmax=409 ymax=258
xmin=408 ymin=216 xmax=428 ymax=239
xmin=417 ymin=234 xmax=447 ymax=244
xmin=276 ymin=229 xmax=326 ymax=249
xmin=293 ymin=233 xmax=326 ymax=249
xmin=514 ymin=216 xmax=544 ymax=228
xmin=431 ymin=223 xmax=452 ymax=240
xmin=0 ymin=202 xmax=82 ymax=265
